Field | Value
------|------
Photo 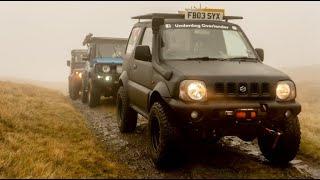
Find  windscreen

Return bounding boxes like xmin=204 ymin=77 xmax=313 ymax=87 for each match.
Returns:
xmin=96 ymin=41 xmax=127 ymax=58
xmin=72 ymin=52 xmax=86 ymax=69
xmin=161 ymin=23 xmax=256 ymax=60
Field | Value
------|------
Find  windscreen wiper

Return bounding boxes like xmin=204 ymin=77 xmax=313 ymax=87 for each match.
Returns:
xmin=224 ymin=57 xmax=258 ymax=62
xmin=185 ymin=57 xmax=225 ymax=61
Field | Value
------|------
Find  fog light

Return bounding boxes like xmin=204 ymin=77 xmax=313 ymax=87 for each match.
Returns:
xmin=97 ymin=75 xmax=103 ymax=79
xmin=105 ymin=76 xmax=112 ymax=81
xmin=251 ymin=112 xmax=257 ymax=119
xmin=191 ymin=111 xmax=198 ymax=119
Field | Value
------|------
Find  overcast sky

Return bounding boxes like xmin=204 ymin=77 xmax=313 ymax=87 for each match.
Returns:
xmin=0 ymin=1 xmax=319 ymax=82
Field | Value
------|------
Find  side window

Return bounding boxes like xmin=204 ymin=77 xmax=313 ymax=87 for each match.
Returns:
xmin=223 ymin=30 xmax=250 ymax=57
xmin=126 ymin=27 xmax=142 ymax=54
xmin=71 ymin=55 xmax=75 ymax=62
xmin=141 ymin=28 xmax=153 ymax=53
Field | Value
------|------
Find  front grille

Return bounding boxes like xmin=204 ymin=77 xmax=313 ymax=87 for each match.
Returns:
xmin=261 ymin=83 xmax=270 ymax=95
xmin=227 ymin=82 xmax=236 ymax=94
xmin=96 ymin=64 xmax=117 ymax=74
xmin=213 ymin=82 xmax=271 ymax=97
xmin=250 ymin=83 xmax=259 ymax=95
xmin=214 ymin=82 xmax=224 ymax=94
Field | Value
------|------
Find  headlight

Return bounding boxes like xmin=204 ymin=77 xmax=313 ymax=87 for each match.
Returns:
xmin=78 ymin=72 xmax=82 ymax=78
xmin=116 ymin=65 xmax=122 ymax=73
xmin=105 ymin=76 xmax=112 ymax=81
xmin=179 ymin=80 xmax=207 ymax=102
xmin=97 ymin=75 xmax=103 ymax=79
xmin=276 ymin=80 xmax=296 ymax=101
xmin=102 ymin=65 xmax=111 ymax=73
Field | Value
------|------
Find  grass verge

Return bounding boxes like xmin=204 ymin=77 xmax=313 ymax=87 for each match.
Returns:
xmin=0 ymin=81 xmax=135 ymax=178
xmin=296 ymin=83 xmax=320 ymax=163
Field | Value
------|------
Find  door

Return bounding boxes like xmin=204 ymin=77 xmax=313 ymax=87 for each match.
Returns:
xmin=128 ymin=27 xmax=154 ymax=112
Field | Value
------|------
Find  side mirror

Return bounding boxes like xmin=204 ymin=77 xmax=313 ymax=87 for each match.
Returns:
xmin=134 ymin=45 xmax=152 ymax=62
xmin=255 ymin=48 xmax=264 ymax=61
xmin=67 ymin=60 xmax=70 ymax=67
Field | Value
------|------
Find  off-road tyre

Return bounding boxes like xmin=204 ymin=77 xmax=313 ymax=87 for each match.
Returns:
xmin=69 ymin=80 xmax=79 ymax=100
xmin=258 ymin=116 xmax=301 ymax=165
xmin=148 ymin=102 xmax=179 ymax=169
xmin=116 ymin=86 xmax=137 ymax=133
xmin=88 ymin=80 xmax=100 ymax=108
xmin=81 ymin=78 xmax=88 ymax=103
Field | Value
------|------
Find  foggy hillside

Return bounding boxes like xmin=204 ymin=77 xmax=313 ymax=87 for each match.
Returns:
xmin=280 ymin=64 xmax=320 ymax=84
xmin=0 ymin=76 xmax=67 ymax=95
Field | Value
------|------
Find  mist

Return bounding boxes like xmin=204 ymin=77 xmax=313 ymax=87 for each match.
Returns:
xmin=0 ymin=1 xmax=319 ymax=82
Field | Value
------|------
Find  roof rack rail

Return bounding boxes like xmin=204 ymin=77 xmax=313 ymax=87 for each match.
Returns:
xmin=132 ymin=13 xmax=243 ymax=22
xmin=82 ymin=33 xmax=128 ymax=46
xmin=223 ymin=16 xmax=243 ymax=22
xmin=132 ymin=13 xmax=184 ymax=20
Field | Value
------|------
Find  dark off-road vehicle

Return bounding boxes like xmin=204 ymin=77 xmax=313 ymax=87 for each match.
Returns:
xmin=81 ymin=34 xmax=128 ymax=107
xmin=67 ymin=49 xmax=87 ymax=100
xmin=117 ymin=12 xmax=301 ymax=168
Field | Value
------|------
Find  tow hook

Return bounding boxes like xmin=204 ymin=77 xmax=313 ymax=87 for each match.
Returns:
xmin=264 ymin=127 xmax=282 ymax=149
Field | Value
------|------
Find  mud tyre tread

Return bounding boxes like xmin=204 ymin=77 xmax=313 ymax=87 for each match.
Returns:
xmin=116 ymin=86 xmax=137 ymax=133
xmin=88 ymin=81 xmax=100 ymax=108
xmin=258 ymin=116 xmax=301 ymax=165
xmin=148 ymin=102 xmax=179 ymax=169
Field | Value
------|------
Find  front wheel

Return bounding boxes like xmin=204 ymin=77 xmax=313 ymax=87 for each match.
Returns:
xmin=81 ymin=78 xmax=88 ymax=104
xmin=148 ymin=102 xmax=179 ymax=169
xmin=69 ymin=80 xmax=79 ymax=100
xmin=258 ymin=116 xmax=301 ymax=165
xmin=88 ymin=80 xmax=100 ymax=108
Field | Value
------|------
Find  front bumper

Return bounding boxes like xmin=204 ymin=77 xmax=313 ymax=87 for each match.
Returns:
xmin=166 ymin=99 xmax=301 ymax=115
xmin=165 ymin=98 xmax=301 ymax=138
xmin=92 ymin=73 xmax=120 ymax=95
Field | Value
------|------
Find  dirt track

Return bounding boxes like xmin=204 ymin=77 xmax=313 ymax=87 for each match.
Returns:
xmin=71 ymin=98 xmax=320 ymax=179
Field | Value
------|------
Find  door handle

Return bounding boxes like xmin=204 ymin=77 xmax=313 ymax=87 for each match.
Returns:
xmin=133 ymin=64 xmax=137 ymax=70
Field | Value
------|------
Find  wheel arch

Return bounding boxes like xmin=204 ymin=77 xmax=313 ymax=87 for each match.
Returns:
xmin=119 ymin=71 xmax=128 ymax=90
xmin=148 ymin=81 xmax=171 ymax=111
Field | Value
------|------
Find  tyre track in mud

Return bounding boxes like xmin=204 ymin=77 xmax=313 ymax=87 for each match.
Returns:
xmin=71 ymin=98 xmax=319 ymax=179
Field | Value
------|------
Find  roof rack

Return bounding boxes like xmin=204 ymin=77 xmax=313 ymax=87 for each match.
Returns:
xmin=132 ymin=13 xmax=184 ymax=20
xmin=82 ymin=33 xmax=128 ymax=46
xmin=132 ymin=13 xmax=243 ymax=22
xmin=224 ymin=16 xmax=243 ymax=22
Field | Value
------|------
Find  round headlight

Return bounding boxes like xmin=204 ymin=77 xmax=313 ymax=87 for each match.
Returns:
xmin=276 ymin=81 xmax=296 ymax=101
xmin=180 ymin=80 xmax=207 ymax=101
xmin=116 ymin=65 xmax=122 ymax=73
xmin=102 ymin=65 xmax=110 ymax=73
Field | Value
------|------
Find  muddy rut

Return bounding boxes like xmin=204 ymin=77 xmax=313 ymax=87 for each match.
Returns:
xmin=71 ymin=98 xmax=320 ymax=179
